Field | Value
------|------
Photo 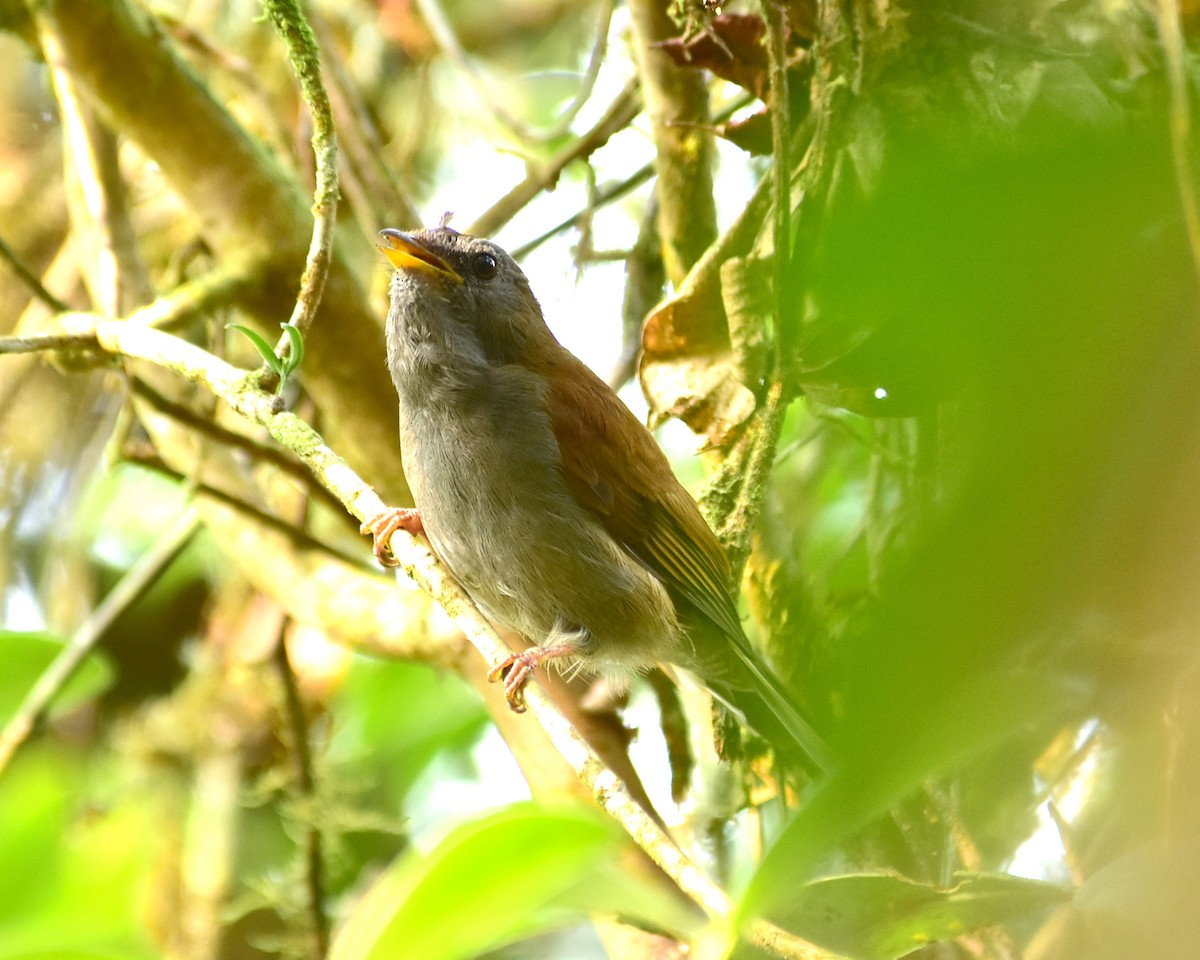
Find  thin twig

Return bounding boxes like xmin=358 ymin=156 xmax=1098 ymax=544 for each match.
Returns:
xmin=121 ymin=447 xmax=369 ymax=569
xmin=508 ymin=94 xmax=751 ymax=259
xmin=272 ymin=618 xmax=330 ymax=958
xmin=549 ymin=0 xmax=618 ymax=139
xmin=0 ymin=510 xmax=201 ymax=776
xmin=308 ymin=8 xmax=419 ymax=232
xmin=511 ymin=164 xmax=655 ymax=260
xmin=0 ymin=234 xmax=71 ymax=313
xmin=261 ymin=0 xmax=339 ymax=340
xmin=469 ymin=78 xmax=642 ymax=237
xmin=0 ymin=267 xmax=256 ymax=361
xmin=414 ymin=0 xmax=535 ymax=140
xmin=128 ymin=376 xmax=349 ymax=520
xmin=414 ymin=0 xmax=614 ymax=145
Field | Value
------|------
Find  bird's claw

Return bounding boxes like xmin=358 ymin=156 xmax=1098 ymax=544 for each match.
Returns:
xmin=487 ymin=653 xmax=532 ymax=713
xmin=487 ymin=640 xmax=582 ymax=713
xmin=361 ymin=507 xmax=423 ymax=567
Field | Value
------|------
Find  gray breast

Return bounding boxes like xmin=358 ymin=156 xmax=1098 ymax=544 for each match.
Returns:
xmin=398 ymin=364 xmax=682 ymax=677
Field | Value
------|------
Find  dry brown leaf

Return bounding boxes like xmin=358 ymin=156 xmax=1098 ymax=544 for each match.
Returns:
xmin=640 ymin=267 xmax=756 ymax=446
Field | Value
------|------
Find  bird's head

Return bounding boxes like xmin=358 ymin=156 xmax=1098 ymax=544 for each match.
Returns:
xmin=380 ymin=227 xmax=555 ymax=380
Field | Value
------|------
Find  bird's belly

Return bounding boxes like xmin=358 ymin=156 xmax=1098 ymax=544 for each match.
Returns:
xmin=400 ymin=404 xmax=680 ymax=674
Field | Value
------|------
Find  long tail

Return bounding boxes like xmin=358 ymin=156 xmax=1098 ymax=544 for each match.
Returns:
xmin=716 ymin=638 xmax=832 ymax=775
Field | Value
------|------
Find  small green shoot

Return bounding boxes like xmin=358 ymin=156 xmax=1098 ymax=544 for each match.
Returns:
xmin=226 ymin=322 xmax=305 ymax=394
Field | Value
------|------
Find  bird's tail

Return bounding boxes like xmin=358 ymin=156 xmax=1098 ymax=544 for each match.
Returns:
xmin=714 ymin=639 xmax=831 ymax=775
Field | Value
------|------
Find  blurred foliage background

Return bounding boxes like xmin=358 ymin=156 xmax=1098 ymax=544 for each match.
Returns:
xmin=1 ymin=0 xmax=1199 ymax=958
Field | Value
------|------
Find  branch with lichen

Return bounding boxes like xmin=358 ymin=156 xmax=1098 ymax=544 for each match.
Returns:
xmin=0 ymin=317 xmax=841 ymax=960
xmin=260 ymin=0 xmax=338 ymax=341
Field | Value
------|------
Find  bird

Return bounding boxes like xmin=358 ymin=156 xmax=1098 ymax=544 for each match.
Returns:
xmin=363 ymin=225 xmax=829 ymax=773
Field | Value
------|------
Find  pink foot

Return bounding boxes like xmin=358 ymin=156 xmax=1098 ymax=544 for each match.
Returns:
xmin=487 ymin=642 xmax=580 ymax=713
xmin=361 ymin=507 xmax=423 ymax=567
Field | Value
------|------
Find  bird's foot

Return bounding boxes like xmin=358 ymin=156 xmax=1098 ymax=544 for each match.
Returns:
xmin=361 ymin=507 xmax=423 ymax=567
xmin=487 ymin=642 xmax=578 ymax=713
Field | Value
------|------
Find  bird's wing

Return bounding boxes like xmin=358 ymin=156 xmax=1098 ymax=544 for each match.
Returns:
xmin=542 ymin=352 xmax=743 ymax=640
xmin=543 ymin=353 xmax=831 ymax=770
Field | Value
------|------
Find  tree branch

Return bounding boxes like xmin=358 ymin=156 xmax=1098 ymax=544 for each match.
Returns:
xmin=0 ymin=233 xmax=71 ymax=313
xmin=469 ymin=78 xmax=642 ymax=238
xmin=261 ymin=0 xmax=338 ymax=341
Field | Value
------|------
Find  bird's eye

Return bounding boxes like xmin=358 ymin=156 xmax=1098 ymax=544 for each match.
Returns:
xmin=471 ymin=252 xmax=498 ymax=280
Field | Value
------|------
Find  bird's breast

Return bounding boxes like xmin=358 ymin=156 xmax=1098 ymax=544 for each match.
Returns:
xmin=397 ymin=365 xmax=681 ymax=670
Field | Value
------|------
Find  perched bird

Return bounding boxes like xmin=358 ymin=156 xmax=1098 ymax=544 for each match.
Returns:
xmin=365 ymin=226 xmax=828 ymax=772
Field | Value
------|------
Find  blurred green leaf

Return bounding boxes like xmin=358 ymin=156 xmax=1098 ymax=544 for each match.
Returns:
xmin=331 ymin=803 xmax=688 ymax=960
xmin=0 ymin=749 xmax=156 ymax=960
xmin=0 ymin=751 xmax=71 ymax=928
xmin=79 ymin=464 xmax=196 ymax=566
xmin=745 ymin=671 xmax=1088 ymax=916
xmin=0 ymin=632 xmax=114 ymax=725
xmin=769 ymin=871 xmax=1072 ymax=960
xmin=331 ymin=657 xmax=489 ymax=803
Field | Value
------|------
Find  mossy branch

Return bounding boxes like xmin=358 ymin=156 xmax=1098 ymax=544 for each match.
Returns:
xmin=261 ymin=0 xmax=339 ymax=341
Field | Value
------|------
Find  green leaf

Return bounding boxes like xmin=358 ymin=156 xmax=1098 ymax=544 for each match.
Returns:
xmin=227 ymin=322 xmax=305 ymax=393
xmin=744 ymin=671 xmax=1087 ymax=915
xmin=226 ymin=323 xmax=284 ymax=377
xmin=0 ymin=632 xmax=114 ymax=726
xmin=331 ymin=803 xmax=692 ymax=960
xmin=770 ymin=871 xmax=1072 ymax=960
xmin=0 ymin=749 xmax=157 ymax=960
xmin=279 ymin=321 xmax=304 ymax=373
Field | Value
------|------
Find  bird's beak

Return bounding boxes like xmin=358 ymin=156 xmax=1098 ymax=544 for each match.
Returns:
xmin=378 ymin=229 xmax=463 ymax=284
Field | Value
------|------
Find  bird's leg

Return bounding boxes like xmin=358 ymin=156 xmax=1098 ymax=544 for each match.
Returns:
xmin=487 ymin=641 xmax=581 ymax=713
xmin=361 ymin=507 xmax=424 ymax=567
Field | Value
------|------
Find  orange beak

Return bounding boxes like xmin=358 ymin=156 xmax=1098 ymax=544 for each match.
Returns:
xmin=378 ymin=229 xmax=463 ymax=284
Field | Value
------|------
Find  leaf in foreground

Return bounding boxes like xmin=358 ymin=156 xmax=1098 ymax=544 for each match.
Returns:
xmin=331 ymin=802 xmax=698 ymax=960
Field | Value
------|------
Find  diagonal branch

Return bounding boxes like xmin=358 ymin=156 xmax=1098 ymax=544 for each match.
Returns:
xmin=0 ymin=509 xmax=201 ymax=776
xmin=469 ymin=78 xmax=642 ymax=238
